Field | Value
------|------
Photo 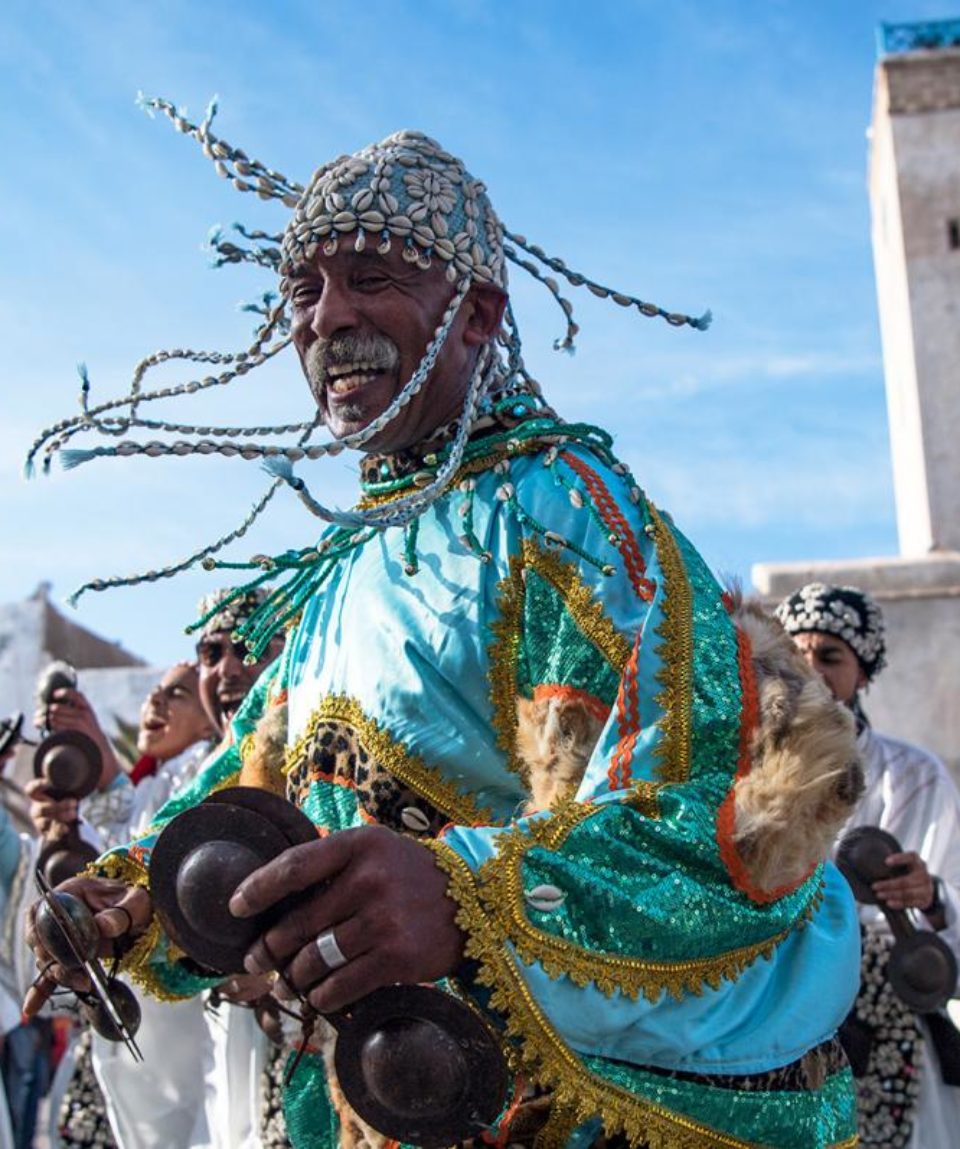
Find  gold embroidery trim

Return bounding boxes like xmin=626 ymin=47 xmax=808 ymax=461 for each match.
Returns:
xmin=532 ymin=1098 xmax=580 ymax=1149
xmin=648 ymin=505 xmax=693 ymax=785
xmin=429 ymin=842 xmax=771 ymax=1149
xmin=488 ymin=554 xmax=526 ymax=774
xmin=631 ymin=779 xmax=664 ymax=818
xmin=284 ymin=694 xmax=498 ymax=827
xmin=474 ymin=803 xmax=826 ymax=1001
xmin=521 ymin=539 xmax=633 ymax=670
xmin=238 ymin=732 xmax=256 ymax=765
xmin=488 ymin=539 xmax=633 ymax=777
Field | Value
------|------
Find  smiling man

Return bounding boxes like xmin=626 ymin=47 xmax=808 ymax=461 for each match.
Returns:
xmin=27 ymin=122 xmax=862 ymax=1149
xmin=194 ymin=589 xmax=285 ymax=736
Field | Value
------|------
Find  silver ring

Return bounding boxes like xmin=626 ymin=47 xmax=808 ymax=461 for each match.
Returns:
xmin=315 ymin=928 xmax=348 ymax=971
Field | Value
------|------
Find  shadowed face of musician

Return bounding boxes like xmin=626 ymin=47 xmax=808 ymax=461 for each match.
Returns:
xmin=792 ymin=631 xmax=867 ymax=707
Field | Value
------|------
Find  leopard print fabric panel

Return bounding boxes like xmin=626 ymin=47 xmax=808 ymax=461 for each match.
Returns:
xmin=286 ymin=719 xmax=448 ymax=836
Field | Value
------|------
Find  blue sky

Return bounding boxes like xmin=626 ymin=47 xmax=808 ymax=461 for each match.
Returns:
xmin=1 ymin=0 xmax=952 ymax=666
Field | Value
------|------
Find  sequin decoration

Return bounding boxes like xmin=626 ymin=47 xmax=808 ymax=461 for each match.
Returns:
xmin=427 ymin=843 xmax=858 ymax=1149
xmin=280 ymin=1049 xmax=341 ymax=1149
xmin=488 ymin=539 xmax=632 ymax=776
xmin=474 ymin=798 xmax=826 ymax=1000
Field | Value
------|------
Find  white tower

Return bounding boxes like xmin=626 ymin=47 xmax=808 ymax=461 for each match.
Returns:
xmin=870 ymin=21 xmax=960 ymax=555
xmin=753 ymin=19 xmax=960 ymax=772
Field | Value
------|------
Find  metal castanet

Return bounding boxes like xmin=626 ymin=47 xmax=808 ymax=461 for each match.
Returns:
xmin=329 ymin=984 xmax=509 ymax=1148
xmin=33 ymin=871 xmax=143 ymax=1060
xmin=150 ymin=787 xmax=509 ymax=1147
xmin=32 ymin=730 xmax=103 ymax=885
xmin=836 ymin=825 xmax=958 ymax=1011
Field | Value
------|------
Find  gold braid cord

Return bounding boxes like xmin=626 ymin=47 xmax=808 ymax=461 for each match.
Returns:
xmin=471 ymin=801 xmax=826 ymax=1002
xmin=425 ymin=840 xmax=768 ymax=1149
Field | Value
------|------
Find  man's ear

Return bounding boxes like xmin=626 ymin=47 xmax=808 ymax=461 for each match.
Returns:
xmin=462 ymin=284 xmax=508 ymax=346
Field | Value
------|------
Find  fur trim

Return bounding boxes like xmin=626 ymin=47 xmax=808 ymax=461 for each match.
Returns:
xmin=516 ymin=694 xmax=606 ymax=813
xmin=238 ymin=701 xmax=289 ymax=795
xmin=729 ymin=593 xmax=863 ymax=894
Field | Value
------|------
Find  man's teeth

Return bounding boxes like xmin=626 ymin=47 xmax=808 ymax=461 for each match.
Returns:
xmin=326 ymin=363 xmax=383 ymax=394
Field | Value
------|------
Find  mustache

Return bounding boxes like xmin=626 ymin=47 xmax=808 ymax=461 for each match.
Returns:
xmin=305 ymin=333 xmax=400 ymax=392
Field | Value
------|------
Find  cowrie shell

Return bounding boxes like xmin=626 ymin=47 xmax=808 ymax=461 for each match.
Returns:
xmin=525 ymin=884 xmax=566 ymax=913
xmin=400 ymin=806 xmax=431 ymax=833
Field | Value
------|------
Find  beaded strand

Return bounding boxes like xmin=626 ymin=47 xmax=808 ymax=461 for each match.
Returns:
xmin=30 ymin=102 xmax=710 ymax=607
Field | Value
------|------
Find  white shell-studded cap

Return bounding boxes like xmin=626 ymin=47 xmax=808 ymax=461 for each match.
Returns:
xmin=281 ymin=130 xmax=506 ymax=290
xmin=196 ymin=587 xmax=268 ymax=639
xmin=775 ymin=582 xmax=887 ymax=680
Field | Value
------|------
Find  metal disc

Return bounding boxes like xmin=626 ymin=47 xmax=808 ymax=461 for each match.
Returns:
xmin=37 ymin=837 xmax=101 ymax=887
xmin=333 ymin=984 xmax=509 ymax=1148
xmin=151 ymin=802 xmax=296 ymax=973
xmin=33 ymin=730 xmax=102 ymax=800
xmin=888 ymin=931 xmax=959 ymax=1012
xmin=204 ymin=787 xmax=317 ymax=849
xmin=835 ymin=826 xmax=906 ymax=904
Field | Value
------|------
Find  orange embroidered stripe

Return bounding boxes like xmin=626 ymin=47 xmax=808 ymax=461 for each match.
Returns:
xmin=533 ymin=683 xmax=612 ymax=725
xmin=560 ymin=451 xmax=655 ymax=602
xmin=716 ymin=623 xmax=805 ymax=904
xmin=609 ymin=633 xmax=642 ymax=790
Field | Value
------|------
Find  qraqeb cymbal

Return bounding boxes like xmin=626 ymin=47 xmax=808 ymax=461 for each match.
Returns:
xmin=33 ymin=730 xmax=102 ymax=801
xmin=150 ymin=787 xmax=317 ymax=974
xmin=150 ymin=786 xmax=511 ymax=1147
xmin=331 ymin=984 xmax=509 ymax=1148
xmin=836 ymin=824 xmax=958 ymax=1011
xmin=36 ymin=837 xmax=100 ymax=888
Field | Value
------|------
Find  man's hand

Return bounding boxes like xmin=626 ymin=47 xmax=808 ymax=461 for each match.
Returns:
xmin=23 ymin=877 xmax=152 ymax=1019
xmin=872 ymin=851 xmax=935 ymax=912
xmin=213 ymin=972 xmax=279 ymax=1005
xmin=230 ymin=825 xmax=464 ymax=1014
xmin=34 ymin=688 xmax=121 ymax=788
xmin=25 ymin=777 xmax=78 ymax=837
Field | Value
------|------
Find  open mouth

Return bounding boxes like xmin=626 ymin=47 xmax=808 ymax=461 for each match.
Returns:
xmin=325 ymin=362 xmax=388 ymax=397
xmin=219 ymin=696 xmax=245 ymax=722
xmin=141 ymin=716 xmax=167 ymax=734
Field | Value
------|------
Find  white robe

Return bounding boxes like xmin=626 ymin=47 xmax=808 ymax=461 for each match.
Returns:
xmin=842 ymin=725 xmax=960 ymax=1149
xmin=90 ymin=746 xmax=217 ymax=1149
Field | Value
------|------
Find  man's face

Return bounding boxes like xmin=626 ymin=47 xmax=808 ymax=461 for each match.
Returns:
xmin=288 ymin=243 xmax=504 ymax=453
xmin=137 ymin=664 xmax=213 ymax=761
xmin=196 ymin=629 xmax=282 ymax=736
xmin=792 ymin=631 xmax=867 ymax=707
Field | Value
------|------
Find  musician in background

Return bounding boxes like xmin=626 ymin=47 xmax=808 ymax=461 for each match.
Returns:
xmin=778 ymin=582 xmax=960 ymax=1149
xmin=0 ymin=718 xmax=52 ymax=1149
